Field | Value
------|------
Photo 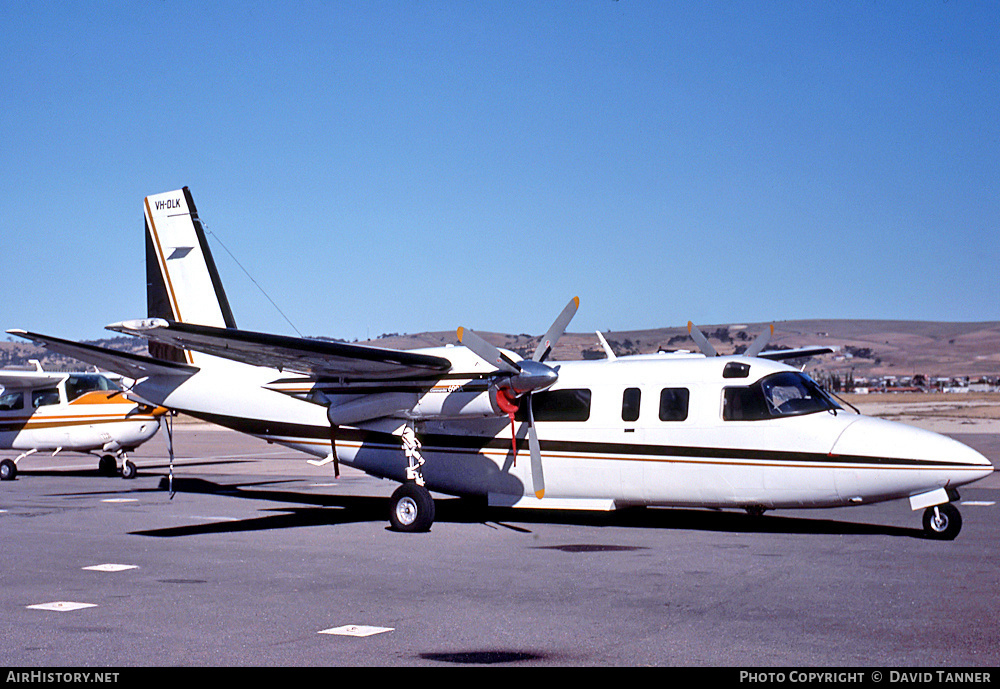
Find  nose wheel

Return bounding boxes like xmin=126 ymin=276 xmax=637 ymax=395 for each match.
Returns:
xmin=922 ymin=503 xmax=962 ymax=540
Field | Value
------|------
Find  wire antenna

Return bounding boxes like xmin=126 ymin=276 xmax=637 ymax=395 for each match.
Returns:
xmin=206 ymin=228 xmax=304 ymax=337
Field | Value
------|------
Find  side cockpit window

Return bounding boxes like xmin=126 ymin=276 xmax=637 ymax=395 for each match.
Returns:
xmin=65 ymin=374 xmax=120 ymax=402
xmin=724 ymin=371 xmax=839 ymax=421
xmin=32 ymin=387 xmax=61 ymax=408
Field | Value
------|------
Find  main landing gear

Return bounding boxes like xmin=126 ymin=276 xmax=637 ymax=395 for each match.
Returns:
xmin=922 ymin=503 xmax=962 ymax=541
xmin=98 ymin=453 xmax=138 ymax=479
xmin=388 ymin=425 xmax=435 ymax=532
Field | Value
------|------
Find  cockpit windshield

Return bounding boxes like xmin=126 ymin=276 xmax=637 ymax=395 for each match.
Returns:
xmin=724 ymin=371 xmax=840 ymax=421
xmin=65 ymin=374 xmax=121 ymax=402
xmin=761 ymin=371 xmax=840 ymax=416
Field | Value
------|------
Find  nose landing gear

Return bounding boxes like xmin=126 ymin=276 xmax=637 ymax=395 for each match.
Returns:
xmin=922 ymin=503 xmax=962 ymax=540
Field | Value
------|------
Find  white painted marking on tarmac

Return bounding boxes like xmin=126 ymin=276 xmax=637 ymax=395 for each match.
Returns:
xmin=27 ymin=601 xmax=98 ymax=612
xmin=83 ymin=564 xmax=138 ymax=572
xmin=102 ymin=498 xmax=138 ymax=503
xmin=961 ymin=501 xmax=995 ymax=507
xmin=319 ymin=624 xmax=394 ymax=637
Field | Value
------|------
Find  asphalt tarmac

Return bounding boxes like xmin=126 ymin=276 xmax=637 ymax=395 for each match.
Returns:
xmin=2 ymin=424 xmax=997 ymax=668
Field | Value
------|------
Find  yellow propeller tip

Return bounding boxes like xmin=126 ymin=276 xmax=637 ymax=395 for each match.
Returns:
xmin=456 ymin=327 xmax=464 ymax=341
xmin=535 ymin=490 xmax=545 ymax=500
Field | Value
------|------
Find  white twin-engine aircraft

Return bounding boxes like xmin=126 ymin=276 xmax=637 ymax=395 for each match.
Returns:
xmin=0 ymin=364 xmax=164 ymax=480
xmin=11 ymin=188 xmax=994 ymax=538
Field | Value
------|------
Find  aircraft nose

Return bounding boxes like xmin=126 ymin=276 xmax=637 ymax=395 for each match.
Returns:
xmin=831 ymin=416 xmax=994 ymax=485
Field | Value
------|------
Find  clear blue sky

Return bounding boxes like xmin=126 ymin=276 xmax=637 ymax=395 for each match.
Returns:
xmin=2 ymin=1 xmax=997 ymax=343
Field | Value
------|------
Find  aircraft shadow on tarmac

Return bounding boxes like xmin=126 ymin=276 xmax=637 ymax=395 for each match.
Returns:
xmin=108 ymin=475 xmax=931 ymax=540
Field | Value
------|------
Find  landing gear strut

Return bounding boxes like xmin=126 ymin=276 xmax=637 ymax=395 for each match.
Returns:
xmin=388 ymin=425 xmax=435 ymax=532
xmin=922 ymin=503 xmax=962 ymax=540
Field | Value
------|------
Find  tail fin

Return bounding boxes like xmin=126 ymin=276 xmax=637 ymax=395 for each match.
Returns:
xmin=145 ymin=188 xmax=237 ymax=363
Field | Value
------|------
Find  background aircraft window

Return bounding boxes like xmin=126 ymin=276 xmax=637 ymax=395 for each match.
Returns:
xmin=658 ymin=388 xmax=689 ymax=421
xmin=65 ymin=374 xmax=120 ymax=402
xmin=31 ymin=388 xmax=61 ymax=408
xmin=516 ymin=389 xmax=591 ymax=422
xmin=622 ymin=388 xmax=641 ymax=422
xmin=0 ymin=391 xmax=24 ymax=411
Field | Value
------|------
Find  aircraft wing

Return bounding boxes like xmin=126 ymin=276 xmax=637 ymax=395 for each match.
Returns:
xmin=106 ymin=319 xmax=453 ymax=381
xmin=758 ymin=346 xmax=838 ymax=361
xmin=7 ymin=330 xmax=199 ymax=380
xmin=0 ymin=370 xmax=67 ymax=391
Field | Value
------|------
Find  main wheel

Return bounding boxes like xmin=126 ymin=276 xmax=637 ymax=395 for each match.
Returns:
xmin=922 ymin=503 xmax=962 ymax=540
xmin=98 ymin=454 xmax=116 ymax=476
xmin=0 ymin=458 xmax=16 ymax=481
xmin=389 ymin=483 xmax=435 ymax=533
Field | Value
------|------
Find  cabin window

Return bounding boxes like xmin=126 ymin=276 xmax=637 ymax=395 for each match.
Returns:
xmin=622 ymin=388 xmax=641 ymax=422
xmin=0 ymin=391 xmax=24 ymax=411
xmin=65 ymin=374 xmax=120 ymax=402
xmin=724 ymin=371 xmax=840 ymax=421
xmin=658 ymin=388 xmax=690 ymax=421
xmin=515 ymin=388 xmax=591 ymax=422
xmin=31 ymin=387 xmax=61 ymax=408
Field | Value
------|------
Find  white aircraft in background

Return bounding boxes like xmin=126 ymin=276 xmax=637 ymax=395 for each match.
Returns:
xmin=0 ymin=362 xmax=164 ymax=480
xmin=11 ymin=187 xmax=994 ymax=538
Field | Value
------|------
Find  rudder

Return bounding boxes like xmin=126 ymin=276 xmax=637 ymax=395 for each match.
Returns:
xmin=145 ymin=187 xmax=236 ymax=363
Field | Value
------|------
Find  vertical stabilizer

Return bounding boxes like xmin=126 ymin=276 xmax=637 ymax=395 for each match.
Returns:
xmin=145 ymin=188 xmax=237 ymax=363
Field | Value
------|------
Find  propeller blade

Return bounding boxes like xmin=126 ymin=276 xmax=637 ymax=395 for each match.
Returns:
xmin=745 ymin=324 xmax=774 ymax=357
xmin=457 ymin=327 xmax=521 ymax=374
xmin=687 ymin=322 xmax=717 ymax=357
xmin=527 ymin=394 xmax=544 ymax=499
xmin=533 ymin=296 xmax=580 ymax=362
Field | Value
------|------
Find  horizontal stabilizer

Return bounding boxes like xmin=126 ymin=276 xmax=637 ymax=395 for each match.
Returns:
xmin=7 ymin=329 xmax=199 ymax=380
xmin=106 ymin=320 xmax=453 ymax=381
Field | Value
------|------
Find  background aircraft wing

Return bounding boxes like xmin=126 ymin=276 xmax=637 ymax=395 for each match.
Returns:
xmin=8 ymin=330 xmax=199 ymax=380
xmin=758 ymin=346 xmax=838 ymax=361
xmin=107 ymin=319 xmax=453 ymax=381
xmin=0 ymin=370 xmax=67 ymax=391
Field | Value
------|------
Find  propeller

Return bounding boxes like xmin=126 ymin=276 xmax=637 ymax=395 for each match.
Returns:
xmin=744 ymin=324 xmax=774 ymax=357
xmin=688 ymin=322 xmax=774 ymax=358
xmin=687 ymin=322 xmax=717 ymax=357
xmin=457 ymin=296 xmax=579 ymax=500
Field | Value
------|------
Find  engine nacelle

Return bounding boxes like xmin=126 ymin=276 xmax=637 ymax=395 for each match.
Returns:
xmin=324 ymin=387 xmax=506 ymax=424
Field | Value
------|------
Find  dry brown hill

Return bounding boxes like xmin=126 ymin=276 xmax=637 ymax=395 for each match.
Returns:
xmin=4 ymin=320 xmax=999 ymax=379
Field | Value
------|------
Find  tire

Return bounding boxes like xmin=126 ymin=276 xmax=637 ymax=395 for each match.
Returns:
xmin=922 ymin=503 xmax=962 ymax=541
xmin=0 ymin=458 xmax=16 ymax=481
xmin=98 ymin=455 xmax=117 ymax=476
xmin=121 ymin=459 xmax=138 ymax=480
xmin=389 ymin=483 xmax=435 ymax=533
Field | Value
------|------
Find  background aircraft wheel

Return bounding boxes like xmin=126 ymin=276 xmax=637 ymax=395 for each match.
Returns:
xmin=98 ymin=455 xmax=117 ymax=476
xmin=389 ymin=482 xmax=435 ymax=533
xmin=0 ymin=459 xmax=16 ymax=481
xmin=121 ymin=459 xmax=138 ymax=480
xmin=922 ymin=503 xmax=962 ymax=540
